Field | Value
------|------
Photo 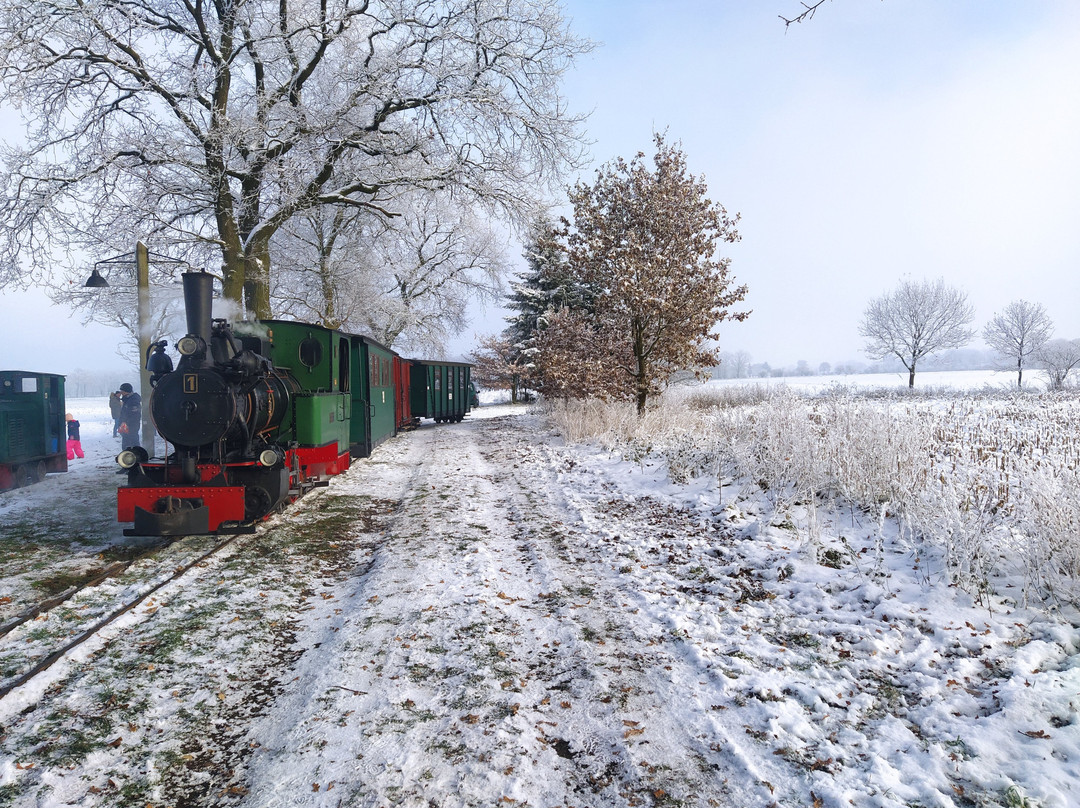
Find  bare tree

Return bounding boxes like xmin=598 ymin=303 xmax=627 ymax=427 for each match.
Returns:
xmin=552 ymin=133 xmax=749 ymax=414
xmin=271 ymin=193 xmax=507 ymax=354
xmin=270 ymin=207 xmax=383 ymax=331
xmin=734 ymin=350 xmax=753 ymax=379
xmin=361 ymin=195 xmax=509 ymax=353
xmin=0 ymin=0 xmax=589 ymax=318
xmin=1036 ymin=339 xmax=1080 ymax=391
xmin=859 ymin=277 xmax=974 ymax=388
xmin=983 ymin=300 xmax=1054 ymax=388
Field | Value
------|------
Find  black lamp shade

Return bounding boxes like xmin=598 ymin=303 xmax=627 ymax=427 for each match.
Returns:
xmin=84 ymin=268 xmax=109 ymax=288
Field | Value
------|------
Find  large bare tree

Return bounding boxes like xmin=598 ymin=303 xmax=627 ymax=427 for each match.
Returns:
xmin=271 ymin=192 xmax=507 ymax=353
xmin=549 ymin=134 xmax=749 ymax=414
xmin=0 ymin=0 xmax=589 ymax=319
xmin=859 ymin=277 xmax=974 ymax=388
xmin=983 ymin=300 xmax=1054 ymax=388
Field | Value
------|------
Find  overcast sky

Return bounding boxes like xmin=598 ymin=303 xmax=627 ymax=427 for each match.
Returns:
xmin=3 ymin=0 xmax=1080 ymax=374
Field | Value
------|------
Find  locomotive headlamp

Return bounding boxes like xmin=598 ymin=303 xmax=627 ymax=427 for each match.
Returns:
xmin=117 ymin=449 xmax=140 ymax=469
xmin=258 ymin=449 xmax=280 ymax=468
xmin=176 ymin=335 xmax=204 ymax=356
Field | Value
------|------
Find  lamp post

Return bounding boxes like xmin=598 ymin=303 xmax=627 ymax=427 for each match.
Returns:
xmin=84 ymin=241 xmax=177 ymax=456
xmin=135 ymin=242 xmax=153 ymax=454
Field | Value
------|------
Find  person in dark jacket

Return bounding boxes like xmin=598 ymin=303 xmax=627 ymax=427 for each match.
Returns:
xmin=109 ymin=391 xmax=123 ymax=437
xmin=65 ymin=413 xmax=84 ymax=460
xmin=118 ymin=383 xmax=142 ymax=450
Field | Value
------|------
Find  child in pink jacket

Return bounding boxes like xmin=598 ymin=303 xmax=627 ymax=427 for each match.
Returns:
xmin=66 ymin=413 xmax=84 ymax=460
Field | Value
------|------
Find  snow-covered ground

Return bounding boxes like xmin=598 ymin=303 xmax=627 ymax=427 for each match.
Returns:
xmin=1 ymin=396 xmax=1078 ymax=807
xmin=707 ymin=368 xmax=1036 ymax=394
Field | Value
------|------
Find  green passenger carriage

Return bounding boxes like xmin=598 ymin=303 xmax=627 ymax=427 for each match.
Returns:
xmin=349 ymin=336 xmax=397 ymax=457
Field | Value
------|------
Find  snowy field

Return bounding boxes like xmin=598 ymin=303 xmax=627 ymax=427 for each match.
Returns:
xmin=1 ymin=394 xmax=1078 ymax=807
xmin=706 ymin=368 xmax=1042 ymax=394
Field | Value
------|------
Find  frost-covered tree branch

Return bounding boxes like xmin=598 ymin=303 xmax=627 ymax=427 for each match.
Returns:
xmin=0 ymin=0 xmax=590 ymax=321
xmin=271 ymin=192 xmax=508 ymax=354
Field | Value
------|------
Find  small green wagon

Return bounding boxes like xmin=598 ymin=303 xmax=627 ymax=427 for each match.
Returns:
xmin=0 ymin=370 xmax=68 ymax=491
xmin=409 ymin=360 xmax=474 ymax=424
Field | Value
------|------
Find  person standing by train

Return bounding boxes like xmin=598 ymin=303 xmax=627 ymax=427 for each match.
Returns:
xmin=109 ymin=390 xmax=123 ymax=437
xmin=65 ymin=413 xmax=84 ymax=460
xmin=117 ymin=382 xmax=142 ymax=450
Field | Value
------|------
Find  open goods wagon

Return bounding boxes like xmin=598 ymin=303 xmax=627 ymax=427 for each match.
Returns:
xmin=409 ymin=360 xmax=475 ymax=423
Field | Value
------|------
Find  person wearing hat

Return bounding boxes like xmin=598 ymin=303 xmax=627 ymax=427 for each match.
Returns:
xmin=65 ymin=413 xmax=84 ymax=460
xmin=117 ymin=383 xmax=142 ymax=450
xmin=109 ymin=390 xmax=124 ymax=437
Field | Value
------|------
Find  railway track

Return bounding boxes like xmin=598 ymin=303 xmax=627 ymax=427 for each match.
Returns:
xmin=0 ymin=561 xmax=130 ymax=640
xmin=0 ymin=533 xmax=240 ymax=701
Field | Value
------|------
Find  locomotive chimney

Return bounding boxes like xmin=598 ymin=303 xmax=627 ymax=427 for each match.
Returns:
xmin=182 ymin=271 xmax=214 ymax=344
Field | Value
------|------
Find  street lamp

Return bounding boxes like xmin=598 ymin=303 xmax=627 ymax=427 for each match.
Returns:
xmin=84 ymin=241 xmax=185 ymax=456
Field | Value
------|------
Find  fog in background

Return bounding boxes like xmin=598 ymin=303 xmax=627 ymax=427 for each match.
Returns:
xmin=2 ymin=1 xmax=1078 ymax=376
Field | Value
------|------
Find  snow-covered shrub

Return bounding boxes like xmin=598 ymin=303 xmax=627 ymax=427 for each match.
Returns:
xmin=542 ymin=387 xmax=1080 ymax=608
xmin=676 ymin=384 xmax=773 ymax=411
xmin=544 ymin=398 xmax=640 ymax=447
xmin=1010 ymin=464 xmax=1080 ymax=605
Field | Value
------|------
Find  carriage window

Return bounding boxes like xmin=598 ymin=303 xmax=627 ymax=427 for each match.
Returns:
xmin=21 ymin=377 xmax=38 ymax=393
xmin=370 ymin=355 xmax=379 ymax=389
xmin=381 ymin=358 xmax=390 ymax=387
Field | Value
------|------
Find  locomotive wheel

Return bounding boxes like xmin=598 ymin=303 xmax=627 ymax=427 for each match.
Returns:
xmin=14 ymin=465 xmax=33 ymax=488
xmin=244 ymin=485 xmax=273 ymax=522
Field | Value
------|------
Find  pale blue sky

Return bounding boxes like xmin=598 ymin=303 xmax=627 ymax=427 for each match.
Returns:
xmin=456 ymin=0 xmax=1080 ymax=368
xmin=3 ymin=1 xmax=1080 ymax=372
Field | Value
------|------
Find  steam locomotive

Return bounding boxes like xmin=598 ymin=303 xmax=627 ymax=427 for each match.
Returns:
xmin=117 ymin=271 xmax=473 ymax=537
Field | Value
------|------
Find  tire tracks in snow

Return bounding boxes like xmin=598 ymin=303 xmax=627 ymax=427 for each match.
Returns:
xmin=238 ymin=411 xmax=796 ymax=808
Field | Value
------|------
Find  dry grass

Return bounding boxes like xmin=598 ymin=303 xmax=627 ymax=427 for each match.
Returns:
xmin=543 ymin=388 xmax=1080 ymax=608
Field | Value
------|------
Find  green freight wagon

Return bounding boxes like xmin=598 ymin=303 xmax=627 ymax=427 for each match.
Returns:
xmin=409 ymin=360 xmax=474 ymax=424
xmin=0 ymin=370 xmax=68 ymax=491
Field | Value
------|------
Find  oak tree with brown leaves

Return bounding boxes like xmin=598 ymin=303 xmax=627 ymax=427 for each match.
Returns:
xmin=469 ymin=334 xmax=536 ymax=404
xmin=552 ymin=134 xmax=749 ymax=414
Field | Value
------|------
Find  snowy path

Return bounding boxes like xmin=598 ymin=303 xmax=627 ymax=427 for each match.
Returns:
xmin=240 ymin=409 xmax=786 ymax=807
